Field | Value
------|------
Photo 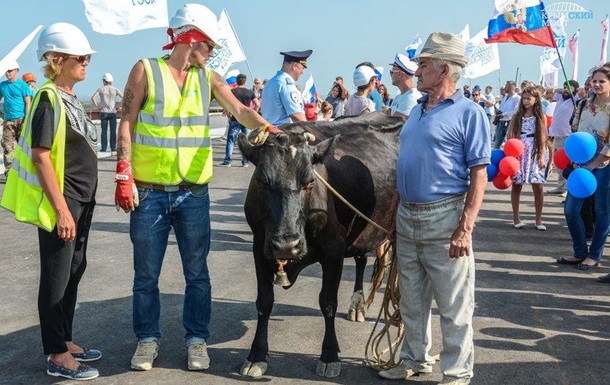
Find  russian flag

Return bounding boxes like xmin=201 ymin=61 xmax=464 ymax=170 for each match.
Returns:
xmin=225 ymin=69 xmax=239 ymax=88
xmin=302 ymin=74 xmax=317 ymax=104
xmin=485 ymin=0 xmax=556 ymax=47
xmin=405 ymin=34 xmax=422 ymax=59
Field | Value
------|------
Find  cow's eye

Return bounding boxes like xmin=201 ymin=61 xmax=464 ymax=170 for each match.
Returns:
xmin=302 ymin=179 xmax=315 ymax=192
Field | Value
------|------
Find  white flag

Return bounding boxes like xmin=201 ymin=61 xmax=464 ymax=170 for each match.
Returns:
xmin=540 ymin=48 xmax=561 ymax=76
xmin=82 ymin=0 xmax=168 ymax=35
xmin=206 ymin=10 xmax=247 ymax=77
xmin=457 ymin=24 xmax=470 ymax=43
xmin=463 ymin=27 xmax=500 ymax=79
xmin=0 ymin=25 xmax=43 ymax=76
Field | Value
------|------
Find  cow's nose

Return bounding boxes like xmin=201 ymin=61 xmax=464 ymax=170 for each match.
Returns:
xmin=271 ymin=235 xmax=302 ymax=259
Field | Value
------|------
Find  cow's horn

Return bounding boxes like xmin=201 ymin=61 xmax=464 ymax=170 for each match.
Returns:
xmin=304 ymin=133 xmax=316 ymax=142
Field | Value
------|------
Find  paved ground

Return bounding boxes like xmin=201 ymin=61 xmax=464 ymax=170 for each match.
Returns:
xmin=1 ymin=136 xmax=609 ymax=385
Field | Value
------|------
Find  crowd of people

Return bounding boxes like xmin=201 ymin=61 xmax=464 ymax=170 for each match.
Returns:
xmin=1 ymin=2 xmax=610 ymax=384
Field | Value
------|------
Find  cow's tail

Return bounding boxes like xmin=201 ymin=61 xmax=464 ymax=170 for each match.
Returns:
xmin=365 ymin=239 xmax=394 ymax=307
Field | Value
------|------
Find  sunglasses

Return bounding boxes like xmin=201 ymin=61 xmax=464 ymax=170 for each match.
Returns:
xmin=69 ymin=54 xmax=92 ymax=64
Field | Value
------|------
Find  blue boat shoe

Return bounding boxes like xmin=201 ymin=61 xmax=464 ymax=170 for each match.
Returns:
xmin=72 ymin=348 xmax=102 ymax=362
xmin=47 ymin=358 xmax=99 ymax=381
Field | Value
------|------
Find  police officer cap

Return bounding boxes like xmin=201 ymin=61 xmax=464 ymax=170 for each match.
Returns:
xmin=280 ymin=49 xmax=313 ymax=68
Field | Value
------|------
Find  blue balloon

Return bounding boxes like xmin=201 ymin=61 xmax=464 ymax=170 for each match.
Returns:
xmin=565 ymin=132 xmax=597 ymax=164
xmin=487 ymin=164 xmax=499 ymax=181
xmin=567 ymin=168 xmax=597 ymax=198
xmin=491 ymin=149 xmax=505 ymax=166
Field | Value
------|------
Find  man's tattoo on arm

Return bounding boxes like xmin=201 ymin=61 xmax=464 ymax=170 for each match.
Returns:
xmin=122 ymin=88 xmax=135 ymax=115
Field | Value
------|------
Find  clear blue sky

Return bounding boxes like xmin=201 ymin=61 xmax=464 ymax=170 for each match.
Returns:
xmin=1 ymin=0 xmax=607 ymax=100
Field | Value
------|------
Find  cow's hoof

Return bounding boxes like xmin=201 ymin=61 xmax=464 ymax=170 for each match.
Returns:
xmin=316 ymin=360 xmax=341 ymax=377
xmin=356 ymin=310 xmax=365 ymax=323
xmin=347 ymin=309 xmax=365 ymax=322
xmin=240 ymin=360 xmax=268 ymax=377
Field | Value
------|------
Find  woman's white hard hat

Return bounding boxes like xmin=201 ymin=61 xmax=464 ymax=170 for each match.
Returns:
xmin=37 ymin=22 xmax=96 ymax=61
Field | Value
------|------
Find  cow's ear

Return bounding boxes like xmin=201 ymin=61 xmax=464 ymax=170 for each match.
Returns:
xmin=312 ymin=135 xmax=339 ymax=164
xmin=237 ymin=133 xmax=260 ymax=165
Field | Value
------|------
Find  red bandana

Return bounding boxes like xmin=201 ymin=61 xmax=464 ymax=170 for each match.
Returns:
xmin=162 ymin=28 xmax=210 ymax=51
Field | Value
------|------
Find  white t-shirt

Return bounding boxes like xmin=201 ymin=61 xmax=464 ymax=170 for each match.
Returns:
xmin=391 ymin=88 xmax=422 ymax=117
xmin=95 ymin=85 xmax=121 ymax=113
xmin=345 ymin=94 xmax=375 ymax=116
xmin=484 ymin=92 xmax=495 ymax=115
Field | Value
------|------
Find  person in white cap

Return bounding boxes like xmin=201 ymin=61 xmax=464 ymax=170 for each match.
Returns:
xmin=90 ymin=73 xmax=123 ymax=155
xmin=388 ymin=53 xmax=422 ymax=120
xmin=379 ymin=32 xmax=490 ymax=385
xmin=115 ymin=3 xmax=279 ymax=372
xmin=0 ymin=59 xmax=31 ymax=177
xmin=344 ymin=65 xmax=377 ymax=116
xmin=1 ymin=22 xmax=100 ymax=381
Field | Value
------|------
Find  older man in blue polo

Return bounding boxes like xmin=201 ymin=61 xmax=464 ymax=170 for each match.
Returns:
xmin=379 ymin=32 xmax=490 ymax=385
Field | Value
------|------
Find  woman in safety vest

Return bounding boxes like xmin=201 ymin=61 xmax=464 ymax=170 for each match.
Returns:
xmin=1 ymin=22 xmax=100 ymax=380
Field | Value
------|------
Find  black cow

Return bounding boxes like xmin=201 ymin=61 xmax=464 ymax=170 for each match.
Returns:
xmin=237 ymin=112 xmax=403 ymax=378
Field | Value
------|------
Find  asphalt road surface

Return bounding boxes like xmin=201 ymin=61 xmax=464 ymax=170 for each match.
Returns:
xmin=1 ymin=137 xmax=609 ymax=385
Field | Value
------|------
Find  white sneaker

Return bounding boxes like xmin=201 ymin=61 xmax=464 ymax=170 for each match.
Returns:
xmin=187 ymin=342 xmax=210 ymax=370
xmin=131 ymin=341 xmax=158 ymax=371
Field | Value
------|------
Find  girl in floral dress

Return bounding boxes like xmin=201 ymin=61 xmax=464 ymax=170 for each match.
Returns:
xmin=507 ymin=86 xmax=551 ymax=230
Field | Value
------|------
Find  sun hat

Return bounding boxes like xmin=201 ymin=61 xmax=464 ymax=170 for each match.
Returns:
xmin=389 ymin=53 xmax=418 ymax=76
xmin=414 ymin=32 xmax=468 ymax=68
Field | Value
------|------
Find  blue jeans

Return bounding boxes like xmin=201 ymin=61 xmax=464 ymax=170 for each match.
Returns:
xmin=131 ymin=184 xmax=211 ymax=346
xmin=564 ymin=166 xmax=610 ymax=261
xmin=100 ymin=112 xmax=117 ymax=151
xmin=223 ymin=120 xmax=250 ymax=165
xmin=493 ymin=121 xmax=509 ymax=149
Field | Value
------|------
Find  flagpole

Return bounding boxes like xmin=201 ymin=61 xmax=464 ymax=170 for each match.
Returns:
xmin=223 ymin=9 xmax=255 ymax=82
xmin=542 ymin=6 xmax=576 ymax=109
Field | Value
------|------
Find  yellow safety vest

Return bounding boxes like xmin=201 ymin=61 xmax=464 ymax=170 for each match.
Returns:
xmin=1 ymin=81 xmax=66 ymax=232
xmin=132 ymin=58 xmax=213 ymax=185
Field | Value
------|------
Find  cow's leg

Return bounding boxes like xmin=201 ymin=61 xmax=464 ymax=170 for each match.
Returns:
xmin=315 ymin=257 xmax=343 ymax=378
xmin=241 ymin=240 xmax=274 ymax=377
xmin=347 ymin=255 xmax=366 ymax=322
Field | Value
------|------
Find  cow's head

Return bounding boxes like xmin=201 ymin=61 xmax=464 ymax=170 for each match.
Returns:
xmin=238 ymin=131 xmax=338 ymax=264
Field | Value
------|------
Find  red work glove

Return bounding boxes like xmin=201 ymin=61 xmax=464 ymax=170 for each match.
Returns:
xmin=247 ymin=124 xmax=282 ymax=146
xmin=115 ymin=160 xmax=138 ymax=212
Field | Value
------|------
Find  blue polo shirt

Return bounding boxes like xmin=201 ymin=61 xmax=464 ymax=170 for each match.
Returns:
xmin=397 ymin=90 xmax=491 ymax=203
xmin=261 ymin=71 xmax=303 ymax=126
xmin=0 ymin=79 xmax=30 ymax=120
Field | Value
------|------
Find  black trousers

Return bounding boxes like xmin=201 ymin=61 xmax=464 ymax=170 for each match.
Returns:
xmin=38 ymin=196 xmax=95 ymax=355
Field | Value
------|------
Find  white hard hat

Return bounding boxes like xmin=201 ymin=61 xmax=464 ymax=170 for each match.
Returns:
xmin=37 ymin=22 xmax=96 ymax=61
xmin=353 ymin=66 xmax=377 ymax=88
xmin=6 ymin=60 xmax=19 ymax=71
xmin=103 ymin=73 xmax=113 ymax=82
xmin=169 ymin=4 xmax=222 ymax=49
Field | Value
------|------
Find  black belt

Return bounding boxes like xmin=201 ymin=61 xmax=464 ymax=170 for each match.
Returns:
xmin=134 ymin=181 xmax=197 ymax=192
xmin=520 ymin=133 xmax=535 ymax=138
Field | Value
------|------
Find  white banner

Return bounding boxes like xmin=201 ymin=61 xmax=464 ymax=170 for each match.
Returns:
xmin=463 ymin=27 xmax=500 ymax=79
xmin=0 ymin=25 xmax=43 ymax=76
xmin=82 ymin=0 xmax=168 ymax=35
xmin=206 ymin=10 xmax=247 ymax=77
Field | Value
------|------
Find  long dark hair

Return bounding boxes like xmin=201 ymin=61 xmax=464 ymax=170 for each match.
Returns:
xmin=507 ymin=86 xmax=548 ymax=168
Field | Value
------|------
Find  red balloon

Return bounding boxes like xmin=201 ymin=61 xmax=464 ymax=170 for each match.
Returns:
xmin=504 ymin=138 xmax=525 ymax=158
xmin=553 ymin=148 xmax=570 ymax=170
xmin=499 ymin=156 xmax=520 ymax=177
xmin=493 ymin=173 xmax=512 ymax=189
xmin=546 ymin=115 xmax=553 ymax=128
